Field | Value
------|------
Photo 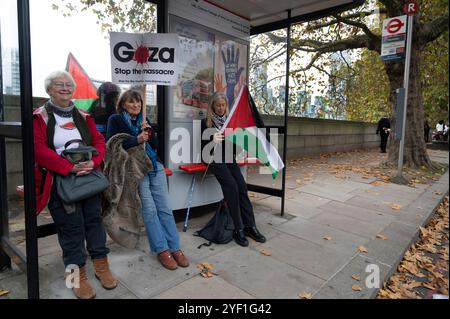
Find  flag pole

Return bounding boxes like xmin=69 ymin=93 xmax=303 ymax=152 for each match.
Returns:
xmin=142 ymin=84 xmax=147 ymax=126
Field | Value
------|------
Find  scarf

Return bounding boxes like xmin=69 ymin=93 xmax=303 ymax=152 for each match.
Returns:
xmin=121 ymin=111 xmax=158 ymax=170
xmin=45 ymin=100 xmax=92 ymax=150
xmin=48 ymin=99 xmax=75 ymax=117
xmin=211 ymin=112 xmax=227 ymax=130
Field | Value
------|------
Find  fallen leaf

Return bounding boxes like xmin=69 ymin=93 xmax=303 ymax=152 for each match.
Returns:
xmin=296 ymin=179 xmax=302 ymax=185
xmin=197 ymin=262 xmax=214 ymax=270
xmin=358 ymin=246 xmax=368 ymax=253
xmin=351 ymin=274 xmax=361 ymax=281
xmin=200 ymin=270 xmax=215 ymax=278
xmin=390 ymin=203 xmax=402 ymax=210
xmin=260 ymin=249 xmax=272 ymax=256
xmin=352 ymin=284 xmax=362 ymax=291
xmin=323 ymin=236 xmax=332 ymax=241
xmin=298 ymin=292 xmax=312 ymax=299
xmin=376 ymin=233 xmax=389 ymax=240
xmin=0 ymin=290 xmax=9 ymax=297
xmin=422 ymin=283 xmax=436 ymax=290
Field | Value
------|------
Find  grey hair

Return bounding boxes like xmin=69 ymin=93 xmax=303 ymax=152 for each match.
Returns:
xmin=44 ymin=70 xmax=76 ymax=94
xmin=206 ymin=92 xmax=229 ymax=128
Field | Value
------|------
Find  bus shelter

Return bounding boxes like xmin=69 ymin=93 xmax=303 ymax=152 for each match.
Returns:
xmin=0 ymin=0 xmax=364 ymax=298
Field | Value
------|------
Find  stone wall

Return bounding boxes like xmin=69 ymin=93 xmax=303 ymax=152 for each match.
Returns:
xmin=261 ymin=115 xmax=379 ymax=159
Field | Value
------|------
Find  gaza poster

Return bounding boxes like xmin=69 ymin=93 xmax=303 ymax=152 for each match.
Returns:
xmin=171 ymin=20 xmax=215 ymax=120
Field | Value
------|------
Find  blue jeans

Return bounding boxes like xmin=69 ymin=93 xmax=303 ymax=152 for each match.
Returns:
xmin=139 ymin=162 xmax=180 ymax=254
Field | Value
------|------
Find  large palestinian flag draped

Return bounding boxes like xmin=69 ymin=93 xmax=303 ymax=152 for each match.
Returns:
xmin=220 ymin=86 xmax=284 ymax=178
xmin=65 ymin=53 xmax=98 ymax=110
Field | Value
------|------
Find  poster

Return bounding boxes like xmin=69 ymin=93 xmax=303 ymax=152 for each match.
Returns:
xmin=171 ymin=20 xmax=215 ymax=120
xmin=110 ymin=32 xmax=179 ymax=85
xmin=214 ymin=37 xmax=248 ymax=108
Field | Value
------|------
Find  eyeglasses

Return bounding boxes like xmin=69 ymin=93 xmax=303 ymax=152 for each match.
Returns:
xmin=53 ymin=82 xmax=74 ymax=89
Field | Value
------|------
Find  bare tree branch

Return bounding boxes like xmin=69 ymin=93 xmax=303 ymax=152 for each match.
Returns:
xmin=307 ymin=9 xmax=386 ymax=30
xmin=419 ymin=15 xmax=449 ymax=46
xmin=333 ymin=14 xmax=378 ymax=41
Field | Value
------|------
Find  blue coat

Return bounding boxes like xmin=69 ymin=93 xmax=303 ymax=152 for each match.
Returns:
xmin=106 ymin=114 xmax=162 ymax=164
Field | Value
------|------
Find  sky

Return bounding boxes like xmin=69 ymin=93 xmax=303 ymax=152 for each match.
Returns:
xmin=1 ymin=0 xmax=112 ymax=97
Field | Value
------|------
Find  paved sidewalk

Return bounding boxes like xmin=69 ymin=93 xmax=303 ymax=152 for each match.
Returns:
xmin=0 ymin=149 xmax=448 ymax=299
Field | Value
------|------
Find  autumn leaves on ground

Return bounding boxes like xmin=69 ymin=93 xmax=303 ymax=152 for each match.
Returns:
xmin=377 ymin=196 xmax=449 ymax=299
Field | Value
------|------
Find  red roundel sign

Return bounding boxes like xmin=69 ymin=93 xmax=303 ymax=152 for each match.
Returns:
xmin=385 ymin=18 xmax=405 ymax=34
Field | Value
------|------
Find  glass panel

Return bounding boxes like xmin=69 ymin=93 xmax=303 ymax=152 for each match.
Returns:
xmin=249 ymin=29 xmax=287 ymax=117
xmin=0 ymin=0 xmax=26 ymax=256
xmin=247 ymin=29 xmax=287 ymax=191
xmin=1 ymin=0 xmax=21 ymax=103
xmin=29 ymin=0 xmax=158 ymax=122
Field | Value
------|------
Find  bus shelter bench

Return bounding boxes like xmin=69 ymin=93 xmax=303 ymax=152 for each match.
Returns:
xmin=178 ymin=158 xmax=261 ymax=231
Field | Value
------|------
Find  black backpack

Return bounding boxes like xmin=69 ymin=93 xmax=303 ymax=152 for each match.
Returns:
xmin=194 ymin=201 xmax=235 ymax=248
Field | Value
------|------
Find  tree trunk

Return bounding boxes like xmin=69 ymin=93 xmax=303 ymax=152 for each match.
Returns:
xmin=384 ymin=42 xmax=433 ymax=168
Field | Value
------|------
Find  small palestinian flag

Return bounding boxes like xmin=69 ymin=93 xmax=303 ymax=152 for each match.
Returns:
xmin=220 ymin=86 xmax=284 ymax=178
xmin=65 ymin=53 xmax=97 ymax=110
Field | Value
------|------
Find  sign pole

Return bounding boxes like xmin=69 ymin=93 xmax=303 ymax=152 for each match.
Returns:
xmin=393 ymin=13 xmax=414 ymax=184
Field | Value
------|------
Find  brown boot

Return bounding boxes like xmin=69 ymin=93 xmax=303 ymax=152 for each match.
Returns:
xmin=72 ymin=266 xmax=96 ymax=299
xmin=172 ymin=250 xmax=189 ymax=267
xmin=92 ymin=257 xmax=118 ymax=290
xmin=158 ymin=250 xmax=178 ymax=270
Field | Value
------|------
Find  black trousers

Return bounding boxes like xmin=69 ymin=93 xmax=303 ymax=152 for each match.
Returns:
xmin=48 ymin=183 xmax=109 ymax=267
xmin=210 ymin=162 xmax=256 ymax=230
xmin=380 ymin=132 xmax=389 ymax=152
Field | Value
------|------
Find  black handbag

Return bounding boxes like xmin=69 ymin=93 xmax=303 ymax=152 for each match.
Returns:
xmin=55 ymin=169 xmax=109 ymax=204
xmin=55 ymin=139 xmax=109 ymax=204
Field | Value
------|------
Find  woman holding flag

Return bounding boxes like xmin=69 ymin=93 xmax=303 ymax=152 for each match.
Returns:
xmin=201 ymin=92 xmax=266 ymax=247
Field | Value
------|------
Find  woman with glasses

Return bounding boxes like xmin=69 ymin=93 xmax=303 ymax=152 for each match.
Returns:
xmin=33 ymin=70 xmax=117 ymax=299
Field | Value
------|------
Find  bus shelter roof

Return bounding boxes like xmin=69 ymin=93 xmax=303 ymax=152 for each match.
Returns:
xmin=207 ymin=0 xmax=364 ymax=34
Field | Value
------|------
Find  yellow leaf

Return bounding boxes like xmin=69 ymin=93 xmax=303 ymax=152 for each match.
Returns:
xmin=323 ymin=236 xmax=332 ymax=241
xmin=352 ymin=284 xmax=362 ymax=291
xmin=376 ymin=233 xmax=389 ymax=240
xmin=351 ymin=274 xmax=361 ymax=281
xmin=296 ymin=179 xmax=302 ymax=185
xmin=390 ymin=203 xmax=401 ymax=210
xmin=358 ymin=246 xmax=368 ymax=253
xmin=260 ymin=249 xmax=272 ymax=256
xmin=197 ymin=262 xmax=214 ymax=270
xmin=0 ymin=290 xmax=10 ymax=297
xmin=298 ymin=292 xmax=312 ymax=299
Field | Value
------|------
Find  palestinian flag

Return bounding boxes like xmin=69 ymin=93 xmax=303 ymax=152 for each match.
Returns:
xmin=220 ymin=86 xmax=284 ymax=178
xmin=65 ymin=53 xmax=98 ymax=110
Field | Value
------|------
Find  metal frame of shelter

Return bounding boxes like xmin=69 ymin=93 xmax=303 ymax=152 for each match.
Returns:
xmin=0 ymin=0 xmax=364 ymax=298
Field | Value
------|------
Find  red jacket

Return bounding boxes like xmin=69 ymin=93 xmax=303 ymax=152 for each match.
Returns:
xmin=33 ymin=105 xmax=106 ymax=214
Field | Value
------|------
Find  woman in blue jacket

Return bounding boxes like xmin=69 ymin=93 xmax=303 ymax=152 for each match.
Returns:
xmin=106 ymin=89 xmax=189 ymax=270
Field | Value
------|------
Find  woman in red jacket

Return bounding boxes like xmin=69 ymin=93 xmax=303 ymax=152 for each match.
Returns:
xmin=33 ymin=71 xmax=116 ymax=299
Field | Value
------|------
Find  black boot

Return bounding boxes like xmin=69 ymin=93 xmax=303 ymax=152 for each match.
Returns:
xmin=233 ymin=229 xmax=249 ymax=247
xmin=244 ymin=226 xmax=266 ymax=243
